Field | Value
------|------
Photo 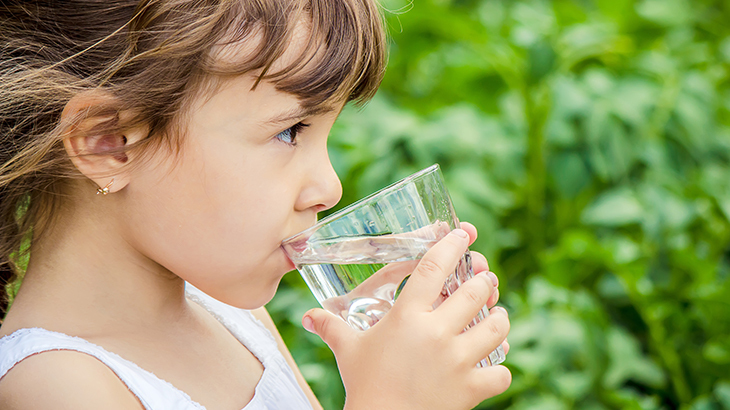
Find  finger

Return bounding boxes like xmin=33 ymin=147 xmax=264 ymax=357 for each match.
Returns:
xmin=397 ymin=229 xmax=470 ymax=308
xmin=302 ymin=308 xmax=355 ymax=353
xmin=468 ymin=365 xmax=512 ymax=401
xmin=435 ymin=271 xmax=495 ymax=333
xmin=486 ymin=287 xmax=500 ymax=308
xmin=470 ymin=251 xmax=490 ymax=274
xmin=459 ymin=221 xmax=478 ymax=246
xmin=459 ymin=306 xmax=510 ymax=365
xmin=502 ymin=338 xmax=510 ymax=355
xmin=490 ymin=305 xmax=508 ymax=317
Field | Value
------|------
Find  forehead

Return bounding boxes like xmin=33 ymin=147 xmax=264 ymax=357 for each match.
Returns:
xmin=193 ymin=20 xmax=335 ymax=116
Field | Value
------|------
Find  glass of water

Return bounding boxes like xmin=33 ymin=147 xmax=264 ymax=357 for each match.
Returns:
xmin=281 ymin=164 xmax=505 ymax=366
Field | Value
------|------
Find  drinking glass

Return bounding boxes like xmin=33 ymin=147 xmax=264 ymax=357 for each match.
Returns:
xmin=281 ymin=164 xmax=505 ymax=366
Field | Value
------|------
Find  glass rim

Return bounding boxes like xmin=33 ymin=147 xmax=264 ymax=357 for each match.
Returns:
xmin=282 ymin=163 xmax=441 ymax=244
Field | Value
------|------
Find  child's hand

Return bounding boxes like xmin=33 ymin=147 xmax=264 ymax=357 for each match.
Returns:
xmin=302 ymin=224 xmax=511 ymax=410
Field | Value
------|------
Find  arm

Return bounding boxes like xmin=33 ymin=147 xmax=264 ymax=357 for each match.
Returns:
xmin=250 ymin=307 xmax=324 ymax=410
xmin=0 ymin=350 xmax=144 ymax=410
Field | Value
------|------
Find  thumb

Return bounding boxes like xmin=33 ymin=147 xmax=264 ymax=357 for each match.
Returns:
xmin=302 ymin=308 xmax=353 ymax=353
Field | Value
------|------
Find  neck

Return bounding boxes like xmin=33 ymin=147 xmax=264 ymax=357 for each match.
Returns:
xmin=3 ymin=190 xmax=189 ymax=337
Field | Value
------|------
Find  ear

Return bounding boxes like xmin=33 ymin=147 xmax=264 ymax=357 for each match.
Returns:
xmin=61 ymin=90 xmax=147 ymax=194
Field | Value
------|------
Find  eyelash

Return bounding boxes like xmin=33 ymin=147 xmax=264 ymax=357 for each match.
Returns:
xmin=274 ymin=122 xmax=310 ymax=146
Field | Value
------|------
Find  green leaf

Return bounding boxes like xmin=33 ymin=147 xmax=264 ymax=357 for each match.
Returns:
xmin=509 ymin=394 xmax=568 ymax=410
xmin=716 ymin=381 xmax=730 ymax=409
xmin=703 ymin=337 xmax=730 ymax=365
xmin=635 ymin=0 xmax=693 ymax=27
xmin=446 ymin=165 xmax=514 ymax=211
xmin=581 ymin=188 xmax=644 ymax=226
xmin=549 ymin=151 xmax=591 ymax=198
xmin=554 ymin=371 xmax=592 ymax=400
xmin=603 ymin=327 xmax=666 ymax=389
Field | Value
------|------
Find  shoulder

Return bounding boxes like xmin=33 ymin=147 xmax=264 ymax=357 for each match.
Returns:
xmin=0 ymin=349 xmax=144 ymax=410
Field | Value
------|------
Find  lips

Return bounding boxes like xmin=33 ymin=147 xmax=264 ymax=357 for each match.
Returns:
xmin=281 ymin=221 xmax=315 ymax=260
xmin=281 ymin=228 xmax=313 ymax=254
xmin=281 ymin=247 xmax=297 ymax=270
xmin=286 ymin=237 xmax=308 ymax=253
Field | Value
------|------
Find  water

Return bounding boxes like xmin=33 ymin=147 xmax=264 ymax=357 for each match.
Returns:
xmin=290 ymin=234 xmax=506 ymax=366
xmin=292 ymin=233 xmax=438 ymax=265
xmin=297 ymin=261 xmax=414 ymax=330
xmin=292 ymin=235 xmax=436 ymax=327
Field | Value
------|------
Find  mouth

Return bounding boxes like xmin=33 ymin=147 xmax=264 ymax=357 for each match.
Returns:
xmin=279 ymin=245 xmax=297 ymax=270
xmin=281 ymin=219 xmax=317 ymax=263
xmin=285 ymin=237 xmax=309 ymax=253
xmin=281 ymin=224 xmax=314 ymax=253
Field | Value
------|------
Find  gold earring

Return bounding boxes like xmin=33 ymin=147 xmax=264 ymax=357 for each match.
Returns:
xmin=96 ymin=179 xmax=114 ymax=195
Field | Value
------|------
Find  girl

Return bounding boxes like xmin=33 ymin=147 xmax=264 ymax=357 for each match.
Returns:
xmin=0 ymin=1 xmax=511 ymax=409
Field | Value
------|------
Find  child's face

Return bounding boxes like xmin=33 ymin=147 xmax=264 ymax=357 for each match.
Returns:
xmin=121 ymin=72 xmax=344 ymax=309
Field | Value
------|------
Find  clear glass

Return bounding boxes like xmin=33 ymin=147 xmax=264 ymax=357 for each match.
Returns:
xmin=281 ymin=164 xmax=505 ymax=367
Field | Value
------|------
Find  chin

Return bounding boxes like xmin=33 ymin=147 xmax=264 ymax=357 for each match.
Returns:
xmin=249 ymin=278 xmax=286 ymax=309
xmin=218 ymin=289 xmax=276 ymax=310
xmin=212 ymin=259 xmax=294 ymax=310
xmin=190 ymin=277 xmax=278 ymax=310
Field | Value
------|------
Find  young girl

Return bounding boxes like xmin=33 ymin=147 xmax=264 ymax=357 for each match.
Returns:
xmin=0 ymin=1 xmax=511 ymax=409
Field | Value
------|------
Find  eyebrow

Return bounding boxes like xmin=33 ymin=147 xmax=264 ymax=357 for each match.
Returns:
xmin=263 ymin=104 xmax=335 ymax=126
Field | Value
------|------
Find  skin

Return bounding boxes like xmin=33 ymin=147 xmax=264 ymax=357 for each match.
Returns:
xmin=0 ymin=70 xmax=336 ymax=410
xmin=0 ymin=23 xmax=511 ymax=410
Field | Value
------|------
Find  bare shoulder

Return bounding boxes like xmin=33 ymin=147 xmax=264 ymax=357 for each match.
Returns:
xmin=0 ymin=349 xmax=144 ymax=410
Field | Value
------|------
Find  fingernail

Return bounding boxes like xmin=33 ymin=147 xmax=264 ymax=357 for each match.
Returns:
xmin=302 ymin=315 xmax=314 ymax=333
xmin=453 ymin=229 xmax=468 ymax=238
xmin=488 ymin=271 xmax=499 ymax=287
xmin=494 ymin=306 xmax=508 ymax=316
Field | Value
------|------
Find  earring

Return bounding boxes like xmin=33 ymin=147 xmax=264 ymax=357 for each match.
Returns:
xmin=96 ymin=179 xmax=114 ymax=195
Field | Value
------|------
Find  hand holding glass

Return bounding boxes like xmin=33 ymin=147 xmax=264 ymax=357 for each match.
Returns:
xmin=281 ymin=164 xmax=506 ymax=367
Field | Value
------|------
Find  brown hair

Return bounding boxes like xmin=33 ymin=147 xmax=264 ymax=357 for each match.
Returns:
xmin=0 ymin=0 xmax=387 ymax=319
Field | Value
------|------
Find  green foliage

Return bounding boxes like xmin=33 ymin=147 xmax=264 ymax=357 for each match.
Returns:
xmin=268 ymin=0 xmax=730 ymax=408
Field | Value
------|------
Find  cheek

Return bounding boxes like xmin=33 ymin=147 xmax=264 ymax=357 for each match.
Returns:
xmin=122 ymin=143 xmax=295 ymax=290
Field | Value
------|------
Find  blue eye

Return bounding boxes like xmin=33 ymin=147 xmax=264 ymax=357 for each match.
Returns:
xmin=275 ymin=122 xmax=309 ymax=146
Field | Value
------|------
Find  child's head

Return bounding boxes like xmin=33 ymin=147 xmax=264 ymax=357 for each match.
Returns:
xmin=0 ymin=0 xmax=387 ymax=314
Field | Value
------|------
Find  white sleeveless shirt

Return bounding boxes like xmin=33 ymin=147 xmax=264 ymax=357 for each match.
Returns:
xmin=0 ymin=286 xmax=314 ymax=410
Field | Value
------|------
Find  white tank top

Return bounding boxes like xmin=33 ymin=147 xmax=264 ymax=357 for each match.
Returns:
xmin=0 ymin=286 xmax=314 ymax=410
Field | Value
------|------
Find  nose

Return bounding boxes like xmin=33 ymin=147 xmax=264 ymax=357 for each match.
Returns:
xmin=295 ymin=152 xmax=343 ymax=213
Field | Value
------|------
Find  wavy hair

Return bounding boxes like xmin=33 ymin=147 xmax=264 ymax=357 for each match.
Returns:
xmin=0 ymin=0 xmax=387 ymax=318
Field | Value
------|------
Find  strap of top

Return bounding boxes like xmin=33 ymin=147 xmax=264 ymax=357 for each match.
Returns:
xmin=184 ymin=286 xmax=313 ymax=409
xmin=0 ymin=327 xmax=203 ymax=410
xmin=0 ymin=286 xmax=312 ymax=410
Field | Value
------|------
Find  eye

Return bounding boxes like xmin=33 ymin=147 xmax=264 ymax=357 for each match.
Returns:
xmin=274 ymin=122 xmax=309 ymax=146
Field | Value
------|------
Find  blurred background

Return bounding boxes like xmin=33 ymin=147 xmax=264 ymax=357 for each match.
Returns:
xmin=267 ymin=0 xmax=730 ymax=408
